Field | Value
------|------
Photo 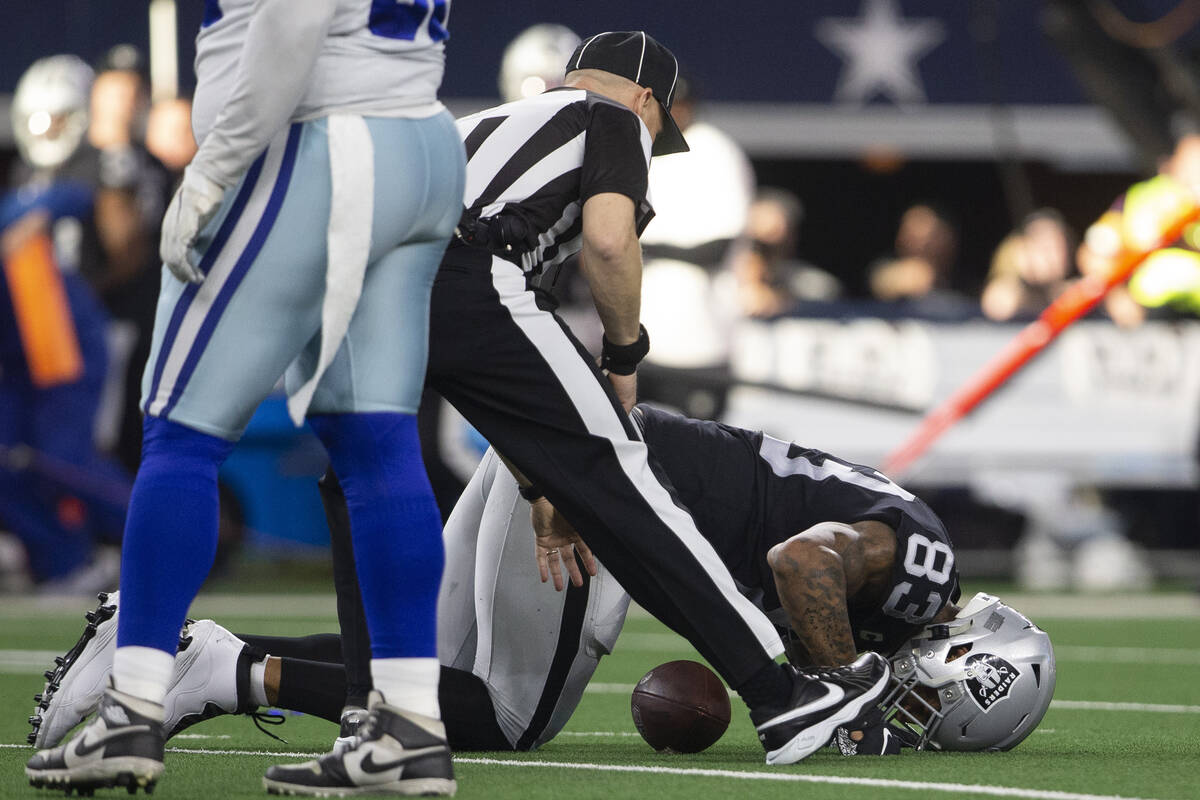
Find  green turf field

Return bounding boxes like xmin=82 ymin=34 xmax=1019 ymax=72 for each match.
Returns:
xmin=0 ymin=591 xmax=1197 ymax=800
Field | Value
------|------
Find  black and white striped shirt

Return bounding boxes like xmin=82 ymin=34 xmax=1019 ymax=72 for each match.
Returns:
xmin=453 ymin=87 xmax=655 ymax=276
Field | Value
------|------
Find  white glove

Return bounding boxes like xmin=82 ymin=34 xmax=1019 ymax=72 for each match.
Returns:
xmin=159 ymin=165 xmax=228 ymax=284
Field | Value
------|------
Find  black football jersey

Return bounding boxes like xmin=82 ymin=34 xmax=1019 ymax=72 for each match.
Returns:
xmin=632 ymin=404 xmax=960 ymax=656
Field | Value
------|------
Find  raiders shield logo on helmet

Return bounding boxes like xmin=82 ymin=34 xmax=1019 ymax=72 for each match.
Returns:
xmin=965 ymin=654 xmax=1020 ymax=711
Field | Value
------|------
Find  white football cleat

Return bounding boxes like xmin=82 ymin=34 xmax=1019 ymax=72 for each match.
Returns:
xmin=29 ymin=592 xmax=119 ymax=748
xmin=29 ymin=594 xmax=263 ymax=747
xmin=164 ymin=618 xmax=261 ymax=737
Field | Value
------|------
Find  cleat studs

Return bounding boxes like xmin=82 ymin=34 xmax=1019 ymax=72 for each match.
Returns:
xmin=86 ymin=612 xmax=97 ymax=623
xmin=97 ymin=592 xmax=108 ymax=602
xmin=55 ymin=656 xmax=65 ymax=666
xmin=34 ymin=693 xmax=43 ymax=703
xmin=45 ymin=670 xmax=55 ymax=681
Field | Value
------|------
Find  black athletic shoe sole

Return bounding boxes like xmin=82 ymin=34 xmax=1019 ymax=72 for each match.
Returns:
xmin=262 ymin=775 xmax=456 ymax=797
xmin=27 ymin=756 xmax=163 ymax=796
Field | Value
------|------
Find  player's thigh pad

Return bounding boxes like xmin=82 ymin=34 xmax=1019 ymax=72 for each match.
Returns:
xmin=294 ymin=112 xmax=466 ymax=416
xmin=140 ymin=122 xmax=330 ymax=439
xmin=437 ymin=448 xmax=503 ymax=671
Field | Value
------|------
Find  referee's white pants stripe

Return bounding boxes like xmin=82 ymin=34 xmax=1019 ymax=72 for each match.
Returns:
xmin=487 ymin=257 xmax=784 ymax=660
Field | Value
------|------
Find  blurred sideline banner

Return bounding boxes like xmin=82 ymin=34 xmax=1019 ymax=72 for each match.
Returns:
xmin=723 ymin=318 xmax=1200 ymax=487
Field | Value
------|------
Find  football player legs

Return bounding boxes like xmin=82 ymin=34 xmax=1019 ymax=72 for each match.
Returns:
xmin=408 ymin=249 xmax=888 ymax=764
xmin=434 ymin=448 xmax=631 ymax=750
xmin=182 ymin=446 xmax=627 ymax=751
xmin=26 ymin=115 xmax=463 ymax=792
xmin=243 ymin=446 xmax=630 ymax=750
xmin=255 ymin=446 xmax=627 ymax=750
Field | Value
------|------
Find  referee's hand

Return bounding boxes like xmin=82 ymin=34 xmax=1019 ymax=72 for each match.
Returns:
xmin=531 ymin=497 xmax=597 ymax=591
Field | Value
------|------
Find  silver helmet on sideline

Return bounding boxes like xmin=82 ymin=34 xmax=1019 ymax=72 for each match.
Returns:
xmin=499 ymin=24 xmax=581 ymax=103
xmin=880 ymin=592 xmax=1056 ymax=751
xmin=12 ymin=55 xmax=93 ymax=170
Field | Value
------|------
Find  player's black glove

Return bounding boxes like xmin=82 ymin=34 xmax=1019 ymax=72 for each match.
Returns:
xmin=834 ymin=707 xmax=919 ymax=756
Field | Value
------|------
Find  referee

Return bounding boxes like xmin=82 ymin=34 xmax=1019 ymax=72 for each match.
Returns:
xmin=325 ymin=31 xmax=891 ymax=766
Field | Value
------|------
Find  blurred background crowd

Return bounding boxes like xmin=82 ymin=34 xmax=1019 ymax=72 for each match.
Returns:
xmin=1 ymin=0 xmax=1198 ymax=596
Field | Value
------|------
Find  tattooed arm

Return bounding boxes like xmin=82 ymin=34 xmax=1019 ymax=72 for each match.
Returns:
xmin=766 ymin=520 xmax=896 ymax=667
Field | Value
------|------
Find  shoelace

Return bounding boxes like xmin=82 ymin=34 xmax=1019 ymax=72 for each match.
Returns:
xmin=250 ymin=711 xmax=288 ymax=743
xmin=798 ymin=665 xmax=854 ymax=681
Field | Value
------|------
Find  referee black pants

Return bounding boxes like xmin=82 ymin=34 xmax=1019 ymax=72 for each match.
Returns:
xmin=421 ymin=247 xmax=782 ymax=687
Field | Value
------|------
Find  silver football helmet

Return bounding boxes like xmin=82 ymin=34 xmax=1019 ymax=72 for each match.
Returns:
xmin=498 ymin=24 xmax=581 ymax=103
xmin=880 ymin=592 xmax=1056 ymax=751
xmin=12 ymin=55 xmax=94 ymax=170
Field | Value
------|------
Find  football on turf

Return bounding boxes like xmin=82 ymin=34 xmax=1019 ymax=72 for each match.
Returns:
xmin=630 ymin=660 xmax=731 ymax=753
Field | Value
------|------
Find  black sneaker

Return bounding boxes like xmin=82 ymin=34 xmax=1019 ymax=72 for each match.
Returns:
xmin=751 ymin=651 xmax=891 ymax=765
xmin=263 ymin=692 xmax=455 ymax=797
xmin=26 ymin=682 xmax=166 ymax=795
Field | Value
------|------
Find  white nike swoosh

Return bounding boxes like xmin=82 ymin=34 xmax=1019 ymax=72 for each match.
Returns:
xmin=882 ymin=728 xmax=893 ymax=752
xmin=64 ymin=725 xmax=154 ymax=767
xmin=756 ymin=683 xmax=845 ymax=729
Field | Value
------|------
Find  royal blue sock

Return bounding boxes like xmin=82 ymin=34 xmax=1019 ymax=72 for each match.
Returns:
xmin=116 ymin=416 xmax=235 ymax=654
xmin=308 ymin=412 xmax=444 ymax=659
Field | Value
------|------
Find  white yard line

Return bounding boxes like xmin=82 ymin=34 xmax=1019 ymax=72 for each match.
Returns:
xmin=612 ymin=637 xmax=1200 ymax=664
xmin=2 ymin=592 xmax=1197 ymax=622
xmin=5 ymin=649 xmax=1194 ymax=713
xmin=0 ymin=650 xmax=59 ymax=671
xmin=0 ymin=744 xmax=1164 ymax=800
xmin=620 ymin=595 xmax=1200 ymax=621
xmin=584 ymin=682 xmax=1200 ymax=713
xmin=455 ymin=758 xmax=1164 ymax=800
xmin=7 ymin=642 xmax=1197 ymax=672
xmin=1051 ymin=700 xmax=1200 ymax=714
xmin=0 ymin=594 xmax=339 ymax=620
xmin=1052 ymin=646 xmax=1200 ymax=665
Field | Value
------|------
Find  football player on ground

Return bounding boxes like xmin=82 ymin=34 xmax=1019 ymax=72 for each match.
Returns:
xmin=30 ymin=405 xmax=1056 ymax=757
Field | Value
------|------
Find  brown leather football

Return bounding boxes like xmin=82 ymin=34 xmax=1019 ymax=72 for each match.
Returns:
xmin=630 ymin=660 xmax=731 ymax=753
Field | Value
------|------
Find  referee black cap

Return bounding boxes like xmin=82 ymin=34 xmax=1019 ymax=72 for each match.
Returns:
xmin=566 ymin=31 xmax=689 ymax=156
